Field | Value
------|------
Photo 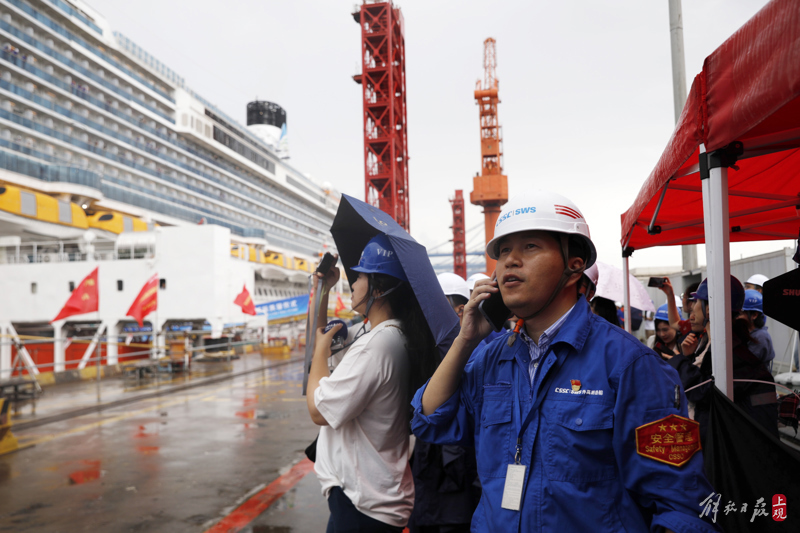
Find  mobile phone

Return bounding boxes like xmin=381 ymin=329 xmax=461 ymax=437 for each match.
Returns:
xmin=316 ymin=252 xmax=336 ymax=274
xmin=479 ymin=288 xmax=512 ymax=332
xmin=648 ymin=276 xmax=666 ymax=288
xmin=324 ymin=319 xmax=348 ymax=350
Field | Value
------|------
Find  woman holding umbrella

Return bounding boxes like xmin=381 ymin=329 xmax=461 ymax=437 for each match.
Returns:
xmin=306 ymin=234 xmax=438 ymax=532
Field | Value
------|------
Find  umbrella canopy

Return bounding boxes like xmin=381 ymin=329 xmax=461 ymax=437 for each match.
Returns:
xmin=594 ymin=261 xmax=655 ymax=312
xmin=330 ymin=195 xmax=459 ymax=357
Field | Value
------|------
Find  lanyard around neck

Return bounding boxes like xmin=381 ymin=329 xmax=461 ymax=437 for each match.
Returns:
xmin=512 ymin=346 xmax=567 ymax=464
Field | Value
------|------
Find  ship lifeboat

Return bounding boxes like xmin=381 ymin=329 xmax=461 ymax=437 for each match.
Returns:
xmin=87 ymin=211 xmax=149 ymax=234
xmin=0 ymin=183 xmax=88 ymax=239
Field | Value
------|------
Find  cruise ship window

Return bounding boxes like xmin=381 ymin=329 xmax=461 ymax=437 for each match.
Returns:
xmin=57 ymin=200 xmax=72 ymax=224
xmin=69 ymin=281 xmax=75 ymax=292
xmin=117 ymin=280 xmax=123 ymax=291
xmin=20 ymin=191 xmax=36 ymax=216
xmin=31 ymin=282 xmax=37 ymax=294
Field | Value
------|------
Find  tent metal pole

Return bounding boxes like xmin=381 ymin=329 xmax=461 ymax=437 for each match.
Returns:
xmin=647 ymin=182 xmax=670 ymax=234
xmin=701 ymin=147 xmax=734 ymax=400
xmin=622 ymin=256 xmax=632 ymax=333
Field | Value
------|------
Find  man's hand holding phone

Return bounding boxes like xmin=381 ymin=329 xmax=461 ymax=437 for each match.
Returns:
xmin=458 ymin=277 xmax=498 ymax=348
xmin=422 ymin=275 xmax=500 ymax=416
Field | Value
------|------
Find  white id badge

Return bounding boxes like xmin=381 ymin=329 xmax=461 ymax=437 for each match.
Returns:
xmin=500 ymin=464 xmax=526 ymax=511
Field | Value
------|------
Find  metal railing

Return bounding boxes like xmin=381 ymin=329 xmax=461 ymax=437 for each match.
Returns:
xmin=0 ymin=140 xmax=101 ymax=188
xmin=5 ymin=0 xmax=174 ymax=101
xmin=1 ymin=334 xmax=266 ymax=403
xmin=45 ymin=0 xmax=103 ymax=35
xmin=0 ymin=237 xmax=154 ymax=264
xmin=0 ymin=49 xmax=174 ymax=122
xmin=0 ymin=76 xmax=333 ymax=231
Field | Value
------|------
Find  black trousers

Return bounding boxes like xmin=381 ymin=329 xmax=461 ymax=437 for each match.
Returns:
xmin=326 ymin=486 xmax=404 ymax=533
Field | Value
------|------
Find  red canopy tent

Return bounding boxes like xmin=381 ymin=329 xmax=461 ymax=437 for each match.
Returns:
xmin=620 ymin=0 xmax=800 ymax=398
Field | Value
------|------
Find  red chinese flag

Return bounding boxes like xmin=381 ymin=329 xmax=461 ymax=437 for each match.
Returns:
xmin=234 ymin=285 xmax=256 ymax=315
xmin=51 ymin=267 xmax=99 ymax=323
xmin=334 ymin=294 xmax=345 ymax=317
xmin=126 ymin=274 xmax=158 ymax=327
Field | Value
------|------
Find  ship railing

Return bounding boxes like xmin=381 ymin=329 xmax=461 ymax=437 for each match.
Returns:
xmin=0 ymin=239 xmax=154 ymax=264
xmin=0 ymin=140 xmax=323 ymax=257
xmin=0 ymin=143 xmax=102 ymax=189
xmin=0 ymin=131 xmax=327 ymax=250
xmin=0 ymin=22 xmax=173 ymax=117
xmin=0 ymin=334 xmax=266 ymax=404
xmin=5 ymin=0 xmax=175 ymax=102
xmin=0 ymin=48 xmax=174 ymax=123
xmin=0 ymin=79 xmax=332 ymax=234
xmin=0 ymin=78 xmax=332 ymax=232
xmin=45 ymin=0 xmax=103 ymax=35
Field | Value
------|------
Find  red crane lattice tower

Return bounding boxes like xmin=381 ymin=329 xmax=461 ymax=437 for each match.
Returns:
xmin=470 ymin=37 xmax=508 ymax=275
xmin=352 ymin=1 xmax=409 ymax=231
xmin=450 ymin=190 xmax=466 ymax=279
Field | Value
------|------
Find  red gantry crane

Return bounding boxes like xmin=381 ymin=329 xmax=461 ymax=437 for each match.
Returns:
xmin=470 ymin=38 xmax=508 ymax=275
xmin=450 ymin=190 xmax=466 ymax=279
xmin=353 ymin=1 xmax=409 ymax=231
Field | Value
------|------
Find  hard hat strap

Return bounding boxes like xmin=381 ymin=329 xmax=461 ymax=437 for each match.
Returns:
xmin=363 ymin=276 xmax=404 ymax=319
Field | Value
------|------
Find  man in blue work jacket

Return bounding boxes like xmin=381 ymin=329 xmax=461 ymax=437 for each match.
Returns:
xmin=411 ymin=190 xmax=719 ymax=532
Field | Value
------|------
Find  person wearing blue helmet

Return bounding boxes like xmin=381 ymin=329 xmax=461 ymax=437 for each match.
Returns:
xmin=740 ymin=289 xmax=776 ymax=370
xmin=306 ymin=234 xmax=439 ymax=532
xmin=646 ymin=304 xmax=681 ymax=359
xmin=669 ymin=276 xmax=778 ymax=445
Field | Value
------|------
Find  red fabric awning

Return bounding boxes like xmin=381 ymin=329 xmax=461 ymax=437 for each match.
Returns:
xmin=621 ymin=0 xmax=800 ymax=251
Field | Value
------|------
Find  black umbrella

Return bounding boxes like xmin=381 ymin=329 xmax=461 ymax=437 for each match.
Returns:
xmin=331 ymin=195 xmax=459 ymax=357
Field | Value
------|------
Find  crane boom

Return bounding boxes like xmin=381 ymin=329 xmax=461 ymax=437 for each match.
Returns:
xmin=470 ymin=38 xmax=508 ymax=274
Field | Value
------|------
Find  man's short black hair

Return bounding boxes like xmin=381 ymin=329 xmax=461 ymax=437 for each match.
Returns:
xmin=448 ymin=294 xmax=468 ymax=309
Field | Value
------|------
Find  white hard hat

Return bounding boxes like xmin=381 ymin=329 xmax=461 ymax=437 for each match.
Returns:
xmin=466 ymin=272 xmax=490 ymax=291
xmin=486 ymin=190 xmax=596 ymax=267
xmin=584 ymin=263 xmax=599 ymax=287
xmin=746 ymin=274 xmax=769 ymax=287
xmin=437 ymin=272 xmax=470 ymax=300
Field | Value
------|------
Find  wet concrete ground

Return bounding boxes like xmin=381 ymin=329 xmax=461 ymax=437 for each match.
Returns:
xmin=0 ymin=357 xmax=329 ymax=532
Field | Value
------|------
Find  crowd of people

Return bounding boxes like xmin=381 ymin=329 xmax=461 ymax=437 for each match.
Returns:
xmin=303 ymin=189 xmax=784 ymax=532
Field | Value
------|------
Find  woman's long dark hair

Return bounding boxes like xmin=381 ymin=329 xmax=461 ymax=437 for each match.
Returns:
xmin=357 ymin=273 xmax=439 ymax=401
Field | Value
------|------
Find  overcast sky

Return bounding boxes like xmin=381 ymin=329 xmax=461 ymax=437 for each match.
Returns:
xmin=85 ymin=0 xmax=792 ymax=272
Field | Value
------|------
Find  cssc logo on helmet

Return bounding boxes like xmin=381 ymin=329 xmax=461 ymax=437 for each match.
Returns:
xmin=496 ymin=206 xmax=536 ymax=227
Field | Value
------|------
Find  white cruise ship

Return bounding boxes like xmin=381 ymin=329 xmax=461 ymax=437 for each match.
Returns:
xmin=0 ymin=0 xmax=344 ymax=376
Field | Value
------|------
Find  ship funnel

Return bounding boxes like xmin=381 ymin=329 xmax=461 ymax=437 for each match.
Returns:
xmin=247 ymin=101 xmax=289 ymax=159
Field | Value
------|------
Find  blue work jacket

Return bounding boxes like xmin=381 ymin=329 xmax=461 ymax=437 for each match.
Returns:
xmin=411 ymin=298 xmax=719 ymax=532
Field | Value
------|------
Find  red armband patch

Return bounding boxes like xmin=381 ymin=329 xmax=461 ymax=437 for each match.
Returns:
xmin=635 ymin=414 xmax=701 ymax=467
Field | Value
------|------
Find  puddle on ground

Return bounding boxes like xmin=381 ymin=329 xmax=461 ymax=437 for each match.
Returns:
xmin=136 ymin=446 xmax=159 ymax=455
xmin=68 ymin=460 xmax=101 ymax=485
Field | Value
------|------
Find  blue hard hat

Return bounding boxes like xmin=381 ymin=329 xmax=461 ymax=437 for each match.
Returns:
xmin=741 ymin=289 xmax=763 ymax=313
xmin=351 ymin=234 xmax=408 ymax=282
xmin=655 ymin=304 xmax=670 ymax=322
xmin=694 ymin=276 xmax=745 ymax=312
